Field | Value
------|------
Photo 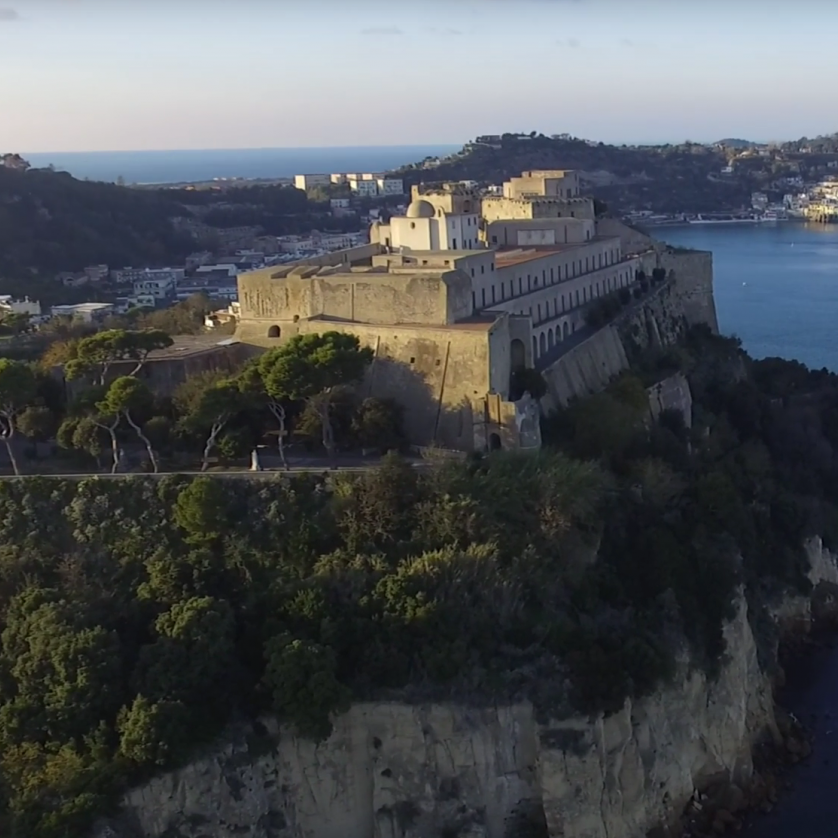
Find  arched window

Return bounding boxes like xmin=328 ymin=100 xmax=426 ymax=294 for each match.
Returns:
xmin=267 ymin=325 xmax=281 ymax=338
xmin=548 ymin=329 xmax=555 ymax=349
xmin=563 ymin=321 xmax=570 ymax=340
xmin=532 ymin=336 xmax=538 ymax=358
xmin=539 ymin=332 xmax=547 ymax=354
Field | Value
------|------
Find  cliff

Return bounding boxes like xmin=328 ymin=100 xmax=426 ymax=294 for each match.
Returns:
xmin=92 ymin=546 xmax=837 ymax=838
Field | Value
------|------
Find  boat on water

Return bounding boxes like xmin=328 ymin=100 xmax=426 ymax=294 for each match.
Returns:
xmin=688 ymin=214 xmax=759 ymax=225
xmin=760 ymin=207 xmax=789 ymax=222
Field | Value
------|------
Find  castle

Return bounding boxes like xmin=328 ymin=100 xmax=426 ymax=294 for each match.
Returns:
xmin=235 ymin=170 xmax=717 ymax=452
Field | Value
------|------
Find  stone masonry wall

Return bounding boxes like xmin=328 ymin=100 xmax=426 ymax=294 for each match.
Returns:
xmin=540 ymin=280 xmax=688 ymax=410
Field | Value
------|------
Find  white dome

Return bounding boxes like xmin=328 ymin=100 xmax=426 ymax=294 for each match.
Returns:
xmin=405 ymin=199 xmax=435 ymax=219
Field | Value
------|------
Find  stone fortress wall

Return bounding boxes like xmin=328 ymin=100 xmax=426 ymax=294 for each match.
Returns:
xmin=236 ymin=264 xmax=535 ymax=452
xmin=537 ymin=218 xmax=716 ymax=408
xmin=234 ymin=178 xmax=717 ymax=452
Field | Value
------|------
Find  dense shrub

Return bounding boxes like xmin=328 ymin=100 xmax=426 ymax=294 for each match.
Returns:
xmin=0 ymin=325 xmax=836 ymax=835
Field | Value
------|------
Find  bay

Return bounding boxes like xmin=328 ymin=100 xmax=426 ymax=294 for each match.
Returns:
xmin=659 ymin=222 xmax=838 ymax=372
xmin=19 ymin=145 xmax=460 ymax=186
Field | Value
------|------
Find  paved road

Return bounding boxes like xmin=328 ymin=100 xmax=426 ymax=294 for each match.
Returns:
xmin=0 ymin=463 xmax=432 ymax=481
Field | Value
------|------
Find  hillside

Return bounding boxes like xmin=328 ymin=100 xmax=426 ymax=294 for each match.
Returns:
xmin=0 ymin=165 xmax=355 ymax=297
xmin=3 ymin=328 xmax=838 ymax=836
xmin=0 ymin=166 xmax=194 ymax=279
xmin=398 ymin=134 xmax=755 ymax=213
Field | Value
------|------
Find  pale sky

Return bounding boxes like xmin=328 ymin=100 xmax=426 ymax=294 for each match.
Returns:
xmin=2 ymin=0 xmax=837 ymax=153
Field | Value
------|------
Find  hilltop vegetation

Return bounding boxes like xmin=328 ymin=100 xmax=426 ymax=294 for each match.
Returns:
xmin=0 ymin=165 xmax=356 ymax=294
xmin=0 ymin=167 xmax=194 ymax=280
xmin=2 ymin=327 xmax=838 ymax=835
xmin=398 ymin=133 xmax=755 ymax=213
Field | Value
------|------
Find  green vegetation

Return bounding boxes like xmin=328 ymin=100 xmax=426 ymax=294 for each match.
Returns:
xmin=400 ymin=133 xmax=838 ymax=215
xmin=0 ymin=330 xmax=393 ymax=475
xmin=0 ymin=167 xmax=193 ymax=287
xmin=2 ymin=326 xmax=838 ymax=835
xmin=0 ymin=167 xmax=359 ymax=297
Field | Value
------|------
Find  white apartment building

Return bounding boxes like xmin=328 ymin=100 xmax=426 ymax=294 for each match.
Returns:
xmin=113 ymin=266 xmax=185 ymax=286
xmin=133 ymin=277 xmax=176 ymax=300
xmin=0 ymin=296 xmax=41 ymax=317
xmin=51 ymin=303 xmax=115 ymax=323
xmin=376 ymin=177 xmax=405 ymax=196
xmin=294 ymin=173 xmax=331 ymax=191
xmin=349 ymin=178 xmax=379 ymax=197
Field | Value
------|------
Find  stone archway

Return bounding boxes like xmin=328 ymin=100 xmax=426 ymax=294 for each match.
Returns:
xmin=267 ymin=325 xmax=281 ymax=339
xmin=548 ymin=328 xmax=555 ymax=349
xmin=489 ymin=432 xmax=502 ymax=451
xmin=511 ymin=338 xmax=526 ymax=370
xmin=509 ymin=337 xmax=526 ymax=396
xmin=539 ymin=332 xmax=547 ymax=355
xmin=562 ymin=321 xmax=570 ymax=340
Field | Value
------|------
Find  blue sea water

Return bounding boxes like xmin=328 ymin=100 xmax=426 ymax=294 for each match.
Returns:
xmin=20 ymin=145 xmax=461 ymax=185
xmin=659 ymin=222 xmax=838 ymax=372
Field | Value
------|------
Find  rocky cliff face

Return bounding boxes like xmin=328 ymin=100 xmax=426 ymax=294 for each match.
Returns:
xmin=92 ymin=545 xmax=838 ymax=838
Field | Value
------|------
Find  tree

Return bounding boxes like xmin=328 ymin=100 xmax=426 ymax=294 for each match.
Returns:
xmin=239 ymin=360 xmax=290 ymax=469
xmin=177 ymin=378 xmax=245 ymax=471
xmin=0 ymin=360 xmax=37 ymax=475
xmin=117 ymin=696 xmax=188 ymax=767
xmin=39 ymin=338 xmax=82 ymax=370
xmin=263 ymin=634 xmax=349 ymax=740
xmin=258 ymin=332 xmax=373 ymax=462
xmin=509 ymin=368 xmax=548 ymax=401
xmin=352 ymin=397 xmax=404 ymax=452
xmin=132 ymin=596 xmax=236 ymax=708
xmin=64 ymin=329 xmax=172 ymax=385
xmin=72 ymin=416 xmax=107 ymax=469
xmin=17 ymin=406 xmax=57 ymax=445
xmin=97 ymin=377 xmax=159 ymax=473
xmin=173 ymin=477 xmax=229 ymax=545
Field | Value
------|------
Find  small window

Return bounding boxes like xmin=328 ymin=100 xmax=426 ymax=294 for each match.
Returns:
xmin=481 ymin=265 xmax=485 ymax=274
xmin=471 ymin=268 xmax=475 ymax=277
xmin=410 ymin=357 xmax=416 ymax=364
xmin=491 ymin=235 xmax=498 ymax=244
xmin=410 ymin=222 xmax=416 ymax=229
xmin=452 ymin=238 xmax=457 ymax=248
xmin=435 ymin=359 xmax=441 ymax=366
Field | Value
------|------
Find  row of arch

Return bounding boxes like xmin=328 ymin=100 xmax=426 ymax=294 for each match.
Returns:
xmin=532 ymin=320 xmax=573 ymax=360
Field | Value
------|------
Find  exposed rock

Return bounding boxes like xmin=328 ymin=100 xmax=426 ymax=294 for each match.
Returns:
xmin=90 ymin=552 xmax=837 ymax=838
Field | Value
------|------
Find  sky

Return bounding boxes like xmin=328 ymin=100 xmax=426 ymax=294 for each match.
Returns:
xmin=2 ymin=0 xmax=838 ymax=153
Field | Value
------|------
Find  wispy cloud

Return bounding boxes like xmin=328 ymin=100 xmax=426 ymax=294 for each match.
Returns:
xmin=360 ymin=25 xmax=403 ymax=36
xmin=620 ymin=38 xmax=634 ymax=47
xmin=0 ymin=7 xmax=19 ymax=22
xmin=427 ymin=26 xmax=464 ymax=36
xmin=556 ymin=37 xmax=582 ymax=48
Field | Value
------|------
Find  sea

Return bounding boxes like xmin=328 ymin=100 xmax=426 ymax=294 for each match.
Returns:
xmin=659 ymin=221 xmax=838 ymax=837
xmin=20 ymin=145 xmax=462 ymax=185
xmin=658 ymin=221 xmax=838 ymax=372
